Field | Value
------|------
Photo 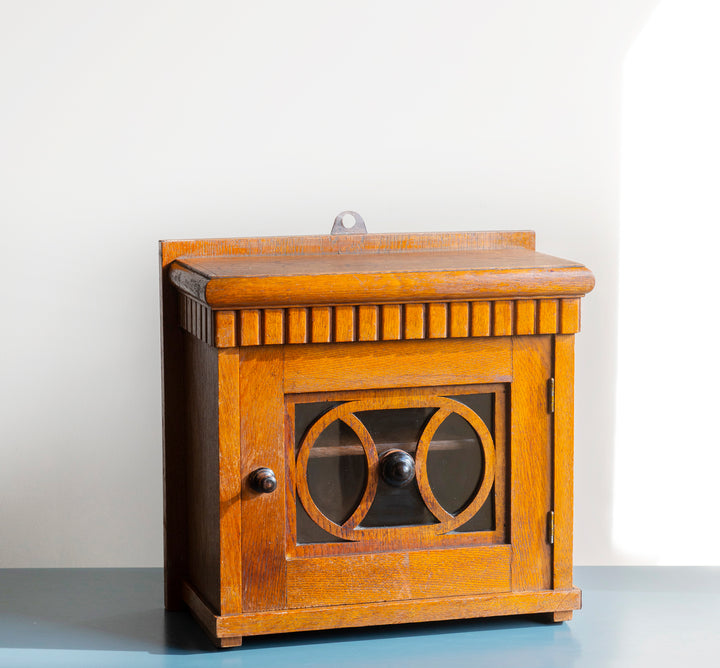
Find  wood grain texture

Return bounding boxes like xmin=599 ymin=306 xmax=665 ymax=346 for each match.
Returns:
xmin=164 ymin=230 xmax=536 ymax=265
xmin=182 ymin=582 xmax=581 ymax=640
xmin=263 ymin=309 xmax=284 ymax=345
xmin=286 ymin=383 xmax=508 ymax=558
xmin=449 ymin=302 xmax=470 ymax=337
xmin=239 ymin=310 xmax=261 ymax=347
xmin=553 ymin=335 xmax=575 ymax=590
xmin=169 ymin=248 xmax=594 ymax=309
xmin=287 ymin=308 xmax=308 ymax=345
xmin=179 ymin=294 xmax=214 ymax=346
xmin=287 ymin=546 xmax=511 ymax=608
xmin=310 ymin=307 xmax=331 ymax=343
xmin=515 ymin=300 xmax=536 ymax=336
xmin=183 ymin=334 xmax=220 ymax=613
xmin=538 ymin=299 xmax=559 ymax=335
xmin=357 ymin=305 xmax=379 ymax=341
xmin=161 ymin=231 xmax=591 ymax=643
xmin=381 ymin=304 xmax=402 ymax=340
xmin=560 ymin=298 xmax=581 ymax=334
xmin=191 ymin=298 xmax=585 ymax=348
xmin=493 ymin=301 xmax=514 ymax=336
xmin=510 ymin=336 xmax=553 ymax=592
xmin=159 ymin=242 xmax=190 ymax=610
xmin=218 ymin=349 xmax=242 ymax=614
xmin=214 ymin=311 xmax=236 ymax=348
xmin=471 ymin=301 xmax=491 ymax=337
xmin=427 ymin=302 xmax=448 ymax=338
xmin=334 ymin=305 xmax=355 ymax=342
xmin=284 ymin=339 xmax=512 ymax=394
xmin=293 ymin=394 xmax=496 ymax=543
xmin=404 ymin=304 xmax=425 ymax=339
xmin=239 ymin=347 xmax=287 ymax=612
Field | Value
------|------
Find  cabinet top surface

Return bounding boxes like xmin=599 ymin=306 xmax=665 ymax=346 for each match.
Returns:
xmin=176 ymin=247 xmax=584 ymax=280
xmin=163 ymin=230 xmax=594 ymax=309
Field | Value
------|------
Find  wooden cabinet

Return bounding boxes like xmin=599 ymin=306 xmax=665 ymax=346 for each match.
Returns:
xmin=159 ymin=225 xmax=594 ymax=647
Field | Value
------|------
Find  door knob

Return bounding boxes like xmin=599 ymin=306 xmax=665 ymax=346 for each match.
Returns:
xmin=249 ymin=467 xmax=277 ymax=494
xmin=379 ymin=449 xmax=415 ymax=487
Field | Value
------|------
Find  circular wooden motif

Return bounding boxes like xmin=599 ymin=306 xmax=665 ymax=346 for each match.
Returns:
xmin=295 ymin=396 xmax=495 ymax=542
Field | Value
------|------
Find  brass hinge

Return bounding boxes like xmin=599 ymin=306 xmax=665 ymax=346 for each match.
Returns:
xmin=547 ymin=377 xmax=555 ymax=413
xmin=547 ymin=510 xmax=555 ymax=544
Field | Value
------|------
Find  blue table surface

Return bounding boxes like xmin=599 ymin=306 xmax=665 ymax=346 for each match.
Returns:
xmin=1 ymin=567 xmax=718 ymax=667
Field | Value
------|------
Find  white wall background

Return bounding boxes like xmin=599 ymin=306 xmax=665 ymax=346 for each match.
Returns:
xmin=613 ymin=0 xmax=720 ymax=565
xmin=0 ymin=0 xmax=688 ymax=568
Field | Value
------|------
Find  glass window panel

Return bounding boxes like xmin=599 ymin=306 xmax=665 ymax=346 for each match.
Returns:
xmin=440 ymin=393 xmax=495 ymax=533
xmin=293 ymin=391 xmax=499 ymax=543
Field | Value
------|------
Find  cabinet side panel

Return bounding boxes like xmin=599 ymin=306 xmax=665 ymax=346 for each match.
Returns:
xmin=184 ymin=334 xmax=221 ymax=612
xmin=160 ymin=246 xmax=188 ymax=609
xmin=511 ymin=336 xmax=553 ymax=591
xmin=553 ymin=335 xmax=575 ymax=589
xmin=240 ymin=348 xmax=287 ymax=612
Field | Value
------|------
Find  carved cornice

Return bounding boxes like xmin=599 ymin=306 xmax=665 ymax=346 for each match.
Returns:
xmin=179 ymin=295 xmax=581 ymax=348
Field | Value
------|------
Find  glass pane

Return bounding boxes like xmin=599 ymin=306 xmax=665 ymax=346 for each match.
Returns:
xmin=438 ymin=393 xmax=495 ymax=533
xmin=306 ymin=420 xmax=366 ymax=525
xmin=426 ymin=412 xmax=483 ymax=515
xmin=356 ymin=407 xmax=434 ymax=452
xmin=356 ymin=407 xmax=437 ymax=527
xmin=295 ymin=401 xmax=364 ymax=544
xmin=293 ymin=392 xmax=498 ymax=543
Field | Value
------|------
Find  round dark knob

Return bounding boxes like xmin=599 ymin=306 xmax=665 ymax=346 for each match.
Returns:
xmin=249 ymin=467 xmax=277 ymax=494
xmin=379 ymin=449 xmax=415 ymax=488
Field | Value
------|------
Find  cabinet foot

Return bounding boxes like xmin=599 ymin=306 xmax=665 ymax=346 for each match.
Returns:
xmin=549 ymin=610 xmax=573 ymax=622
xmin=216 ymin=636 xmax=243 ymax=648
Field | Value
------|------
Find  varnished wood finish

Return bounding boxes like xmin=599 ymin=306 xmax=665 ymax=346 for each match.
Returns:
xmin=170 ymin=248 xmax=594 ymax=309
xmin=239 ymin=347 xmax=286 ymax=612
xmin=285 ymin=383 xmax=509 ymax=558
xmin=449 ymin=301 xmax=470 ymax=337
xmin=239 ymin=310 xmax=260 ymax=346
xmin=214 ymin=311 xmax=236 ymax=348
xmin=159 ymin=243 xmax=189 ymax=610
xmin=286 ymin=546 xmax=511 ymax=608
xmin=182 ymin=580 xmax=581 ymax=640
xmin=164 ymin=230 xmax=536 ymax=265
xmin=183 ymin=296 xmax=585 ymax=348
xmin=161 ymin=229 xmax=592 ymax=645
xmin=293 ymin=394 xmax=496 ymax=542
xmin=511 ymin=336 xmax=553 ymax=592
xmin=183 ymin=334 xmax=220 ymax=612
xmin=218 ymin=349 xmax=242 ymax=613
xmin=357 ymin=304 xmax=379 ymax=341
xmin=284 ymin=338 xmax=512 ymax=394
xmin=553 ymin=335 xmax=575 ymax=591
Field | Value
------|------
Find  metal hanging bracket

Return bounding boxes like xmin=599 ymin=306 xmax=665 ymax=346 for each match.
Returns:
xmin=331 ymin=211 xmax=367 ymax=235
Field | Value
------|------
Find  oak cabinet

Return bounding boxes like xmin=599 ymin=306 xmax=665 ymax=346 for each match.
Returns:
xmin=159 ymin=223 xmax=593 ymax=647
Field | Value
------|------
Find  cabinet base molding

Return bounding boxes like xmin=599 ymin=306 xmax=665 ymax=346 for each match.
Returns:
xmin=182 ymin=581 xmax=581 ymax=647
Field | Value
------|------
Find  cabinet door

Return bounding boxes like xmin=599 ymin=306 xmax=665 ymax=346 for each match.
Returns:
xmin=237 ymin=337 xmax=552 ymax=612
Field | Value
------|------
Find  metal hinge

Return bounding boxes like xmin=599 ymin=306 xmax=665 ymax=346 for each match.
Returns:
xmin=547 ymin=377 xmax=555 ymax=413
xmin=547 ymin=511 xmax=555 ymax=544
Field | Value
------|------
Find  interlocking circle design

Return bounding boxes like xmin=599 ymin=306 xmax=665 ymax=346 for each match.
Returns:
xmin=296 ymin=396 xmax=495 ymax=541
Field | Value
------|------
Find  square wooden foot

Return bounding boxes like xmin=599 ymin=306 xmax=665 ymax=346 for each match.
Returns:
xmin=216 ymin=636 xmax=243 ymax=648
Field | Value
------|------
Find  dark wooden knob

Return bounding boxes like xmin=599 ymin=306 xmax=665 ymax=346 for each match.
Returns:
xmin=249 ymin=467 xmax=277 ymax=494
xmin=379 ymin=449 xmax=415 ymax=487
